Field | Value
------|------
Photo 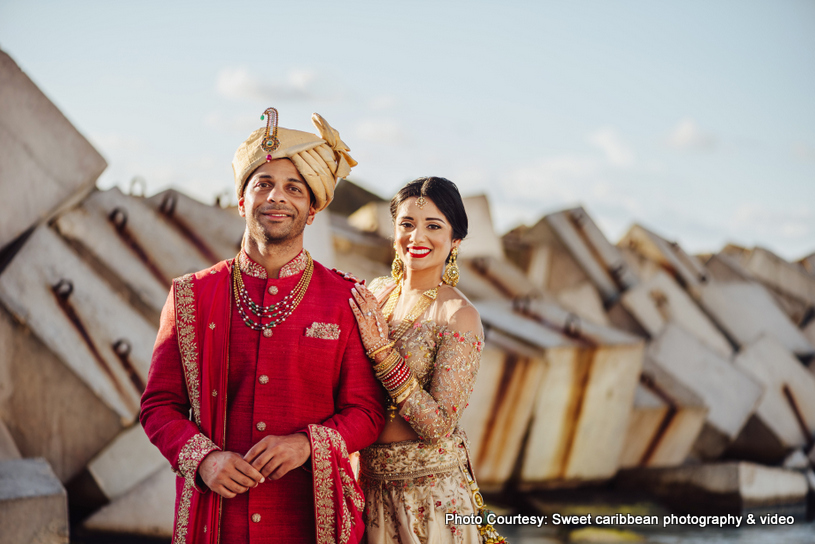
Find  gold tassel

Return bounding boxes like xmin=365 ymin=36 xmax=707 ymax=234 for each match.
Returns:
xmin=442 ymin=247 xmax=460 ymax=287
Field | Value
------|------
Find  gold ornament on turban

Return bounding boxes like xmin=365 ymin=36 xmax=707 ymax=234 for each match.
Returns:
xmin=232 ymin=107 xmax=357 ymax=212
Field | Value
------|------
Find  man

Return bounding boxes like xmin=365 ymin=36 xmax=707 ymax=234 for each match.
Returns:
xmin=140 ymin=108 xmax=385 ymax=544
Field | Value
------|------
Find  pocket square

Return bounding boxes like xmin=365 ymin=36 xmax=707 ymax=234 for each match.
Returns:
xmin=305 ymin=322 xmax=340 ymax=340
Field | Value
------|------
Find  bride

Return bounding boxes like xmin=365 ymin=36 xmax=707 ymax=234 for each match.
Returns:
xmin=349 ymin=177 xmax=505 ymax=543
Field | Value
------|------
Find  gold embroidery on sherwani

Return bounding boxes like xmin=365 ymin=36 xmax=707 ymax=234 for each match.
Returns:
xmin=174 ymin=273 xmax=201 ymax=426
xmin=238 ymin=248 xmax=307 ymax=279
xmin=310 ymin=424 xmax=363 ymax=544
xmin=306 ymin=322 xmax=341 ymax=340
xmin=178 ymin=433 xmax=219 ymax=486
xmin=173 ymin=479 xmax=194 ymax=544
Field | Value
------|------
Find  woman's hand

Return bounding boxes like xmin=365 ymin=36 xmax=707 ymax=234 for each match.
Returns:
xmin=349 ymin=284 xmax=391 ymax=363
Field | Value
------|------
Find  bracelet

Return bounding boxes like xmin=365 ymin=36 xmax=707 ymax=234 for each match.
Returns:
xmin=374 ymin=349 xmax=400 ymax=375
xmin=367 ymin=341 xmax=394 ymax=359
xmin=392 ymin=376 xmax=419 ymax=404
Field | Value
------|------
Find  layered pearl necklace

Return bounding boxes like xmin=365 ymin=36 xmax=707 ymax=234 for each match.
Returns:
xmin=232 ymin=251 xmax=314 ymax=337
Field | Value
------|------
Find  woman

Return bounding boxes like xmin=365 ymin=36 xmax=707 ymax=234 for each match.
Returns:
xmin=349 ymin=177 xmax=504 ymax=544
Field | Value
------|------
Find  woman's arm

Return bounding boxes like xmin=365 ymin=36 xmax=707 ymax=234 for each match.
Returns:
xmin=399 ymin=305 xmax=483 ymax=441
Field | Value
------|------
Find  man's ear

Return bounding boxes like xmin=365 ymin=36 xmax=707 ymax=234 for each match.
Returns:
xmin=238 ymin=197 xmax=245 ymax=217
xmin=305 ymin=205 xmax=317 ymax=226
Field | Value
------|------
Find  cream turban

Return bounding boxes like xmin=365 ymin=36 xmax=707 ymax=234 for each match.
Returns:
xmin=232 ymin=110 xmax=357 ymax=212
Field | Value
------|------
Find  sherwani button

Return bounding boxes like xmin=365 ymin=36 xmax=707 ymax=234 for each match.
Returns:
xmin=268 ymin=286 xmax=278 ymax=295
xmin=256 ymin=422 xmax=266 ymax=431
xmin=259 ymin=375 xmax=269 ymax=384
xmin=251 ymin=513 xmax=261 ymax=523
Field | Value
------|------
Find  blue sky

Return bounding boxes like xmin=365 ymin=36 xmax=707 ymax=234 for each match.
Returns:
xmin=2 ymin=0 xmax=813 ymax=259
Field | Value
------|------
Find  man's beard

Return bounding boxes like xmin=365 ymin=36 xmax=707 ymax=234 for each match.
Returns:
xmin=247 ymin=204 xmax=307 ymax=246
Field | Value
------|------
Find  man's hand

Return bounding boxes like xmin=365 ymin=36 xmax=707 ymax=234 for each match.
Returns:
xmin=244 ymin=433 xmax=311 ymax=481
xmin=198 ymin=451 xmax=265 ymax=499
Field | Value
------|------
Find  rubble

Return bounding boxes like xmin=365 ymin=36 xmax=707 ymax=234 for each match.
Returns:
xmin=2 ymin=46 xmax=814 ymax=539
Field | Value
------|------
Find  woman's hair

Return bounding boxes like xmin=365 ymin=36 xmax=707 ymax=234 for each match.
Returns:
xmin=389 ymin=176 xmax=468 ymax=242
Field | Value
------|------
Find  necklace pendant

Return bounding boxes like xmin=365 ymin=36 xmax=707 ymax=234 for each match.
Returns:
xmin=262 ymin=329 xmax=273 ymax=338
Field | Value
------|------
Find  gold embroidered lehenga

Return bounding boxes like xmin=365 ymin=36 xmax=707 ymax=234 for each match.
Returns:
xmin=359 ymin=277 xmax=485 ymax=544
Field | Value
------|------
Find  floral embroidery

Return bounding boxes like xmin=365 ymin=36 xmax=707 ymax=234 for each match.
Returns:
xmin=306 ymin=322 xmax=341 ymax=340
xmin=238 ymin=249 xmax=308 ymax=279
xmin=309 ymin=424 xmax=364 ymax=544
xmin=172 ymin=479 xmax=194 ymax=544
xmin=178 ymin=433 xmax=219 ymax=487
xmin=394 ymin=322 xmax=483 ymax=442
xmin=359 ymin=436 xmax=480 ymax=544
xmin=174 ymin=274 xmax=201 ymax=425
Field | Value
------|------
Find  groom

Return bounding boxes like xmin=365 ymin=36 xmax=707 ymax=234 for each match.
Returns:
xmin=140 ymin=108 xmax=384 ymax=543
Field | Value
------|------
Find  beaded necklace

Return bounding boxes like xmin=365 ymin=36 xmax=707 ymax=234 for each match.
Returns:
xmin=232 ymin=251 xmax=314 ymax=337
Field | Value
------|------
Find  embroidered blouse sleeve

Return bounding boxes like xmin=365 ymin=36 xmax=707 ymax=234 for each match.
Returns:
xmin=399 ymin=305 xmax=484 ymax=442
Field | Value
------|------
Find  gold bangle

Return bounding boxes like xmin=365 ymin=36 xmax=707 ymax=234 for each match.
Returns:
xmin=367 ymin=341 xmax=394 ymax=359
xmin=374 ymin=350 xmax=400 ymax=375
xmin=393 ymin=377 xmax=419 ymax=404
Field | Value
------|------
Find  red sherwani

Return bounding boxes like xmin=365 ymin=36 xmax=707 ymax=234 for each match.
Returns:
xmin=140 ymin=250 xmax=385 ymax=544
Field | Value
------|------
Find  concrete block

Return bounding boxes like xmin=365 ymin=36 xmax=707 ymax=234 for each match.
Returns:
xmin=646 ymin=324 xmax=763 ymax=458
xmin=83 ymin=465 xmax=175 ymax=538
xmin=618 ymin=462 xmax=808 ymax=514
xmin=736 ymin=247 xmax=815 ymax=306
xmin=0 ymin=458 xmax=69 ymax=544
xmin=783 ymin=449 xmax=809 ymax=471
xmin=145 ymin=188 xmax=244 ymax=263
xmin=699 ymin=281 xmax=814 ymax=357
xmin=0 ymin=419 xmax=21 ymax=460
xmin=465 ymin=301 xmax=643 ymax=488
xmin=540 ymin=207 xmax=639 ymax=304
xmin=553 ymin=281 xmax=611 ymax=327
xmin=87 ymin=424 xmax=168 ymax=500
xmin=621 ymin=271 xmax=734 ymax=359
xmin=0 ymin=306 xmax=122 ymax=482
xmin=0 ymin=50 xmax=106 ymax=252
xmin=619 ymin=373 xmax=707 ymax=469
xmin=733 ymin=335 xmax=815 ymax=451
xmin=0 ymin=225 xmax=157 ymax=423
xmin=618 ymin=224 xmax=708 ymax=299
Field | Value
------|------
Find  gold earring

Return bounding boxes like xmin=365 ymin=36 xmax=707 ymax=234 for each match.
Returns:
xmin=391 ymin=250 xmax=404 ymax=283
xmin=442 ymin=247 xmax=460 ymax=287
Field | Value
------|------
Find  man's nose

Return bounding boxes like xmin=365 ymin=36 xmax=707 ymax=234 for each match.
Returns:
xmin=267 ymin=185 xmax=287 ymax=202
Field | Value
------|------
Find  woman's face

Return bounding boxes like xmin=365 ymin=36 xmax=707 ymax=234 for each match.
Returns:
xmin=393 ymin=196 xmax=460 ymax=278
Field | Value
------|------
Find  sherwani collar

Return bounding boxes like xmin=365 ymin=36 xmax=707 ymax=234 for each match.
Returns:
xmin=238 ymin=248 xmax=308 ymax=279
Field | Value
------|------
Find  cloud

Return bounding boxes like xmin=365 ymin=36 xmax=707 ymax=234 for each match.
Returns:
xmin=667 ymin=118 xmax=717 ymax=151
xmin=354 ymin=119 xmax=408 ymax=145
xmin=369 ymin=95 xmax=398 ymax=111
xmin=793 ymin=142 xmax=815 ymax=162
xmin=216 ymin=67 xmax=317 ymax=102
xmin=587 ymin=127 xmax=635 ymax=167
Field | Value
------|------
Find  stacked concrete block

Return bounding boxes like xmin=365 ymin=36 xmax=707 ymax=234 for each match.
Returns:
xmin=0 ymin=50 xmax=106 ymax=253
xmin=618 ymin=375 xmax=708 ymax=470
xmin=698 ymin=280 xmax=814 ymax=358
xmin=0 ymin=305 xmax=123 ymax=483
xmin=463 ymin=300 xmax=643 ymax=489
xmin=0 ymin=458 xmax=69 ymax=544
xmin=0 ymin=225 xmax=157 ymax=424
xmin=617 ymin=270 xmax=734 ymax=359
xmin=645 ymin=324 xmax=763 ymax=459
xmin=729 ymin=336 xmax=815 ymax=461
xmin=83 ymin=465 xmax=175 ymax=538
xmin=619 ymin=224 xmax=709 ymax=299
xmin=722 ymin=246 xmax=815 ymax=325
xmin=618 ymin=462 xmax=809 ymax=514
